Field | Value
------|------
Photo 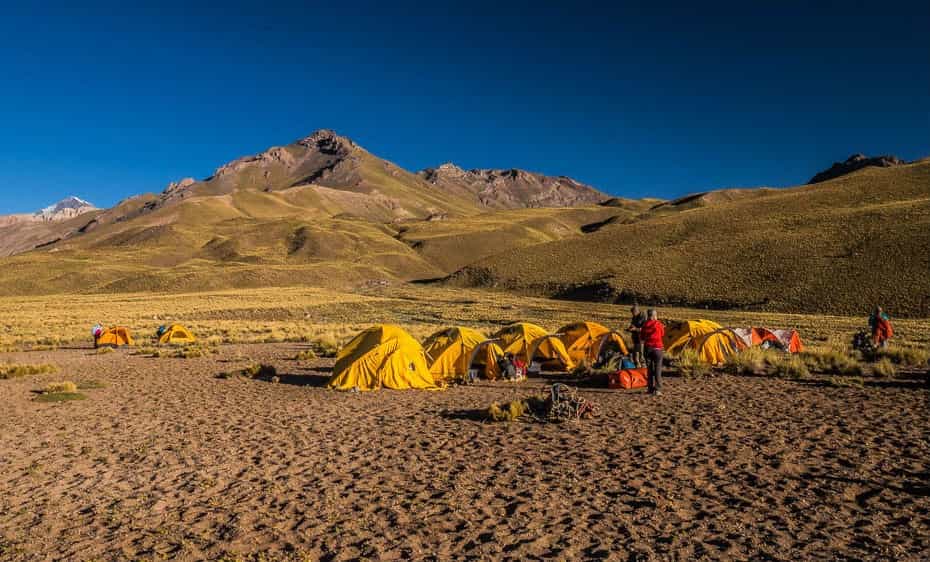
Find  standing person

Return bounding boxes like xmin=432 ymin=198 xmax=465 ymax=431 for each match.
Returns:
xmin=640 ymin=309 xmax=665 ymax=395
xmin=868 ymin=306 xmax=893 ymax=348
xmin=626 ymin=304 xmax=647 ymax=367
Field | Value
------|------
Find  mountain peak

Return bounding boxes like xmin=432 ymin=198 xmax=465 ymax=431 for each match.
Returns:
xmin=35 ymin=196 xmax=97 ymax=221
xmin=809 ymin=153 xmax=905 ymax=184
xmin=296 ymin=129 xmax=358 ymax=153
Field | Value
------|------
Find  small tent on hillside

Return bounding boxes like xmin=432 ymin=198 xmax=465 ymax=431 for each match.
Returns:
xmin=528 ymin=335 xmax=576 ymax=372
xmin=587 ymin=331 xmax=630 ymax=365
xmin=733 ymin=327 xmax=804 ymax=353
xmin=94 ymin=326 xmax=134 ymax=348
xmin=157 ymin=324 xmax=196 ymax=345
xmin=664 ymin=320 xmax=723 ymax=355
xmin=423 ymin=326 xmax=488 ymax=382
xmin=327 ymin=325 xmax=438 ymax=391
xmin=690 ymin=329 xmax=747 ymax=364
xmin=492 ymin=322 xmax=549 ymax=363
xmin=557 ymin=321 xmax=629 ymax=363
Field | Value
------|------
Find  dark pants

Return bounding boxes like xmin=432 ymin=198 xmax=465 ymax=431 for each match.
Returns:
xmin=646 ymin=347 xmax=663 ymax=393
xmin=632 ymin=340 xmax=645 ymax=365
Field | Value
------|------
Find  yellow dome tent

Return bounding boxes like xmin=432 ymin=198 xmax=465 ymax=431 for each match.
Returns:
xmin=95 ymin=326 xmax=134 ymax=348
xmin=528 ymin=335 xmax=576 ymax=372
xmin=157 ymin=324 xmax=196 ymax=345
xmin=327 ymin=325 xmax=438 ymax=391
xmin=557 ymin=321 xmax=630 ymax=363
xmin=465 ymin=340 xmax=505 ymax=380
xmin=587 ymin=331 xmax=630 ymax=363
xmin=690 ymin=329 xmax=748 ymax=364
xmin=663 ymin=320 xmax=723 ymax=354
xmin=492 ymin=322 xmax=549 ymax=363
xmin=423 ymin=326 xmax=488 ymax=382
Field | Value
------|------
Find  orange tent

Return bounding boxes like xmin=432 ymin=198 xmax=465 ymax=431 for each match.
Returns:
xmin=734 ymin=327 xmax=804 ymax=353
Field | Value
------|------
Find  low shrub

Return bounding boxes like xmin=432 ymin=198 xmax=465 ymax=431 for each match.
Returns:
xmin=676 ymin=349 xmax=713 ymax=378
xmin=0 ymin=363 xmax=57 ymax=379
xmin=873 ymin=358 xmax=897 ymax=378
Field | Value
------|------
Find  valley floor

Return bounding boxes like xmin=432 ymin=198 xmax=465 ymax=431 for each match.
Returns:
xmin=1 ymin=343 xmax=928 ymax=561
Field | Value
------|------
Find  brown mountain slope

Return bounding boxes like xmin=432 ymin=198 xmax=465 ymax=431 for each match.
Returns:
xmin=418 ymin=163 xmax=606 ymax=209
xmin=0 ymin=131 xmax=624 ymax=295
xmin=450 ymin=161 xmax=930 ymax=316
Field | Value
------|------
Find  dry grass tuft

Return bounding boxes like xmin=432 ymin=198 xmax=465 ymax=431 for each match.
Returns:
xmin=722 ymin=348 xmax=773 ymax=376
xmin=312 ymin=334 xmax=340 ymax=358
xmin=766 ymin=355 xmax=810 ymax=379
xmin=872 ymin=358 xmax=897 ymax=378
xmin=828 ymin=375 xmax=865 ymax=388
xmin=242 ymin=363 xmax=277 ymax=379
xmin=488 ymin=400 xmax=527 ymax=422
xmin=0 ymin=363 xmax=57 ymax=380
xmin=874 ymin=345 xmax=930 ymax=367
xmin=44 ymin=381 xmax=77 ymax=394
xmin=801 ymin=348 xmax=863 ymax=375
xmin=95 ymin=346 xmax=115 ymax=355
xmin=676 ymin=349 xmax=713 ymax=378
xmin=293 ymin=349 xmax=317 ymax=361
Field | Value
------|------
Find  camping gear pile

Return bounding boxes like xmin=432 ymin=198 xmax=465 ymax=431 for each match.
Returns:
xmin=487 ymin=384 xmax=599 ymax=423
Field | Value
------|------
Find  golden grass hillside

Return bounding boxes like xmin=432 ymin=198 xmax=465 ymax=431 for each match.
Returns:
xmin=452 ymin=161 xmax=930 ymax=316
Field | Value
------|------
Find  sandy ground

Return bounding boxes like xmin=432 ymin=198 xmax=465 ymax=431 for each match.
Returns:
xmin=1 ymin=344 xmax=928 ymax=561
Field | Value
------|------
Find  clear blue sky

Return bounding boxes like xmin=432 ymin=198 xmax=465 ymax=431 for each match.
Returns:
xmin=1 ymin=0 xmax=927 ymax=213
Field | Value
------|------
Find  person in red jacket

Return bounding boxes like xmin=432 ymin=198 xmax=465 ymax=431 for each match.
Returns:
xmin=639 ymin=309 xmax=666 ymax=395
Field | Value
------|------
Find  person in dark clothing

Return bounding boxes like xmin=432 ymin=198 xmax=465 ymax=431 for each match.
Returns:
xmin=639 ymin=309 xmax=666 ymax=395
xmin=626 ymin=304 xmax=647 ymax=367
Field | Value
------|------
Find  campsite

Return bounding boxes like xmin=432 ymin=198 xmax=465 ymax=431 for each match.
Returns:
xmin=2 ymin=3 xmax=930 ymax=561
xmin=2 ymin=286 xmax=929 ymax=560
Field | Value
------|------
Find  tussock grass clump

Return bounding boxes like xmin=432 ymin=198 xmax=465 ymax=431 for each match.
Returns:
xmin=36 ymin=380 xmax=87 ymax=402
xmin=767 ymin=355 xmax=810 ymax=379
xmin=44 ymin=381 xmax=77 ymax=394
xmin=242 ymin=363 xmax=277 ymax=379
xmin=488 ymin=400 xmax=527 ymax=422
xmin=0 ymin=363 xmax=57 ymax=379
xmin=676 ymin=349 xmax=713 ymax=378
xmin=293 ymin=349 xmax=317 ymax=361
xmin=874 ymin=346 xmax=930 ymax=367
xmin=801 ymin=348 xmax=863 ymax=375
xmin=312 ymin=334 xmax=340 ymax=358
xmin=873 ymin=358 xmax=897 ymax=378
xmin=134 ymin=347 xmax=159 ymax=356
xmin=722 ymin=348 xmax=772 ymax=376
xmin=828 ymin=375 xmax=865 ymax=388
xmin=95 ymin=346 xmax=115 ymax=355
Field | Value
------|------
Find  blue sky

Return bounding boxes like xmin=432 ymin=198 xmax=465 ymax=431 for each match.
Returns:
xmin=0 ymin=0 xmax=927 ymax=213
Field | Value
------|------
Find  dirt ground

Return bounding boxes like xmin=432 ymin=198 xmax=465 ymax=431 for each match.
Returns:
xmin=1 ymin=344 xmax=928 ymax=561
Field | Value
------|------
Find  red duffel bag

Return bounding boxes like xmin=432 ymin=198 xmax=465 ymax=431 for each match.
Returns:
xmin=608 ymin=368 xmax=648 ymax=389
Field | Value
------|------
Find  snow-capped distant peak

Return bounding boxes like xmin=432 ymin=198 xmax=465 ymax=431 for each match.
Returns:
xmin=39 ymin=196 xmax=94 ymax=215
